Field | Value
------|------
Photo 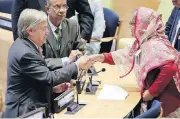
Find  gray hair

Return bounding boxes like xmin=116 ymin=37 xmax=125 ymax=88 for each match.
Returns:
xmin=17 ymin=9 xmax=47 ymax=38
xmin=46 ymin=0 xmax=67 ymax=6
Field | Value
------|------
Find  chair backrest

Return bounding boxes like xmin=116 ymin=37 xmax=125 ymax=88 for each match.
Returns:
xmin=135 ymin=100 xmax=161 ymax=118
xmin=100 ymin=8 xmax=120 ymax=53
xmin=103 ymin=8 xmax=119 ymax=38
xmin=0 ymin=0 xmax=13 ymax=14
xmin=0 ymin=16 xmax=12 ymax=31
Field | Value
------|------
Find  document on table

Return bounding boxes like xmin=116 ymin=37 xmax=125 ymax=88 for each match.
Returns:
xmin=97 ymin=84 xmax=128 ymax=100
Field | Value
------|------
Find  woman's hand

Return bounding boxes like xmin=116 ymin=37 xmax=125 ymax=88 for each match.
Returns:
xmin=88 ymin=54 xmax=105 ymax=63
xmin=143 ymin=90 xmax=154 ymax=101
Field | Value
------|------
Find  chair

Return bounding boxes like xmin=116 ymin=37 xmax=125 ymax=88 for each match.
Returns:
xmin=0 ymin=0 xmax=13 ymax=14
xmin=135 ymin=100 xmax=162 ymax=118
xmin=91 ymin=8 xmax=121 ymax=53
xmin=101 ymin=8 xmax=121 ymax=52
xmin=0 ymin=16 xmax=12 ymax=31
xmin=116 ymin=38 xmax=135 ymax=49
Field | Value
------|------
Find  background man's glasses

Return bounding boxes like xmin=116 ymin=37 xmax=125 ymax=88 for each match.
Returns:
xmin=52 ymin=5 xmax=69 ymax=12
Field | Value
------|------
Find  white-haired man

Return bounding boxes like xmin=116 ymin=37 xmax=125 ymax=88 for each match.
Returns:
xmin=2 ymin=9 xmax=94 ymax=118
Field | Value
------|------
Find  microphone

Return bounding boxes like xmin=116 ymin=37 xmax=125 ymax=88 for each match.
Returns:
xmin=89 ymin=68 xmax=106 ymax=76
xmin=89 ymin=68 xmax=106 ymax=85
xmin=86 ymin=68 xmax=106 ymax=94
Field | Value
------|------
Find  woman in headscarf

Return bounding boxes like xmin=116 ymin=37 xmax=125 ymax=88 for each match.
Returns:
xmin=89 ymin=7 xmax=180 ymax=117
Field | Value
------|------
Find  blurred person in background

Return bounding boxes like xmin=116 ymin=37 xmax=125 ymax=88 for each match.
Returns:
xmin=165 ymin=0 xmax=180 ymax=51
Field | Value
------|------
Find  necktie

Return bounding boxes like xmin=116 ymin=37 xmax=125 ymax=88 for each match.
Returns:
xmin=55 ymin=28 xmax=62 ymax=53
xmin=38 ymin=47 xmax=43 ymax=57
xmin=55 ymin=28 xmax=61 ymax=41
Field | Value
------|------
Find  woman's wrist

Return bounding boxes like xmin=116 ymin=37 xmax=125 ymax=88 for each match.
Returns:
xmin=97 ymin=54 xmax=105 ymax=62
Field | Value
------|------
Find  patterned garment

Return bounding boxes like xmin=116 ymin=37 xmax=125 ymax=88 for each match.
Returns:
xmin=167 ymin=107 xmax=180 ymax=118
xmin=110 ymin=7 xmax=180 ymax=93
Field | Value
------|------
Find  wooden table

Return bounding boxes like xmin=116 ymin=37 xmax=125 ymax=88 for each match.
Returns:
xmin=55 ymin=62 xmax=141 ymax=118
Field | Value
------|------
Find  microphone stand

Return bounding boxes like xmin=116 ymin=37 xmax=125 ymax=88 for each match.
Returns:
xmin=86 ymin=68 xmax=105 ymax=94
xmin=67 ymin=70 xmax=85 ymax=112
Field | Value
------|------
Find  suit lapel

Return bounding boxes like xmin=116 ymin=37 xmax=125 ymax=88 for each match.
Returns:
xmin=47 ymin=25 xmax=58 ymax=58
xmin=37 ymin=0 xmax=46 ymax=12
xmin=23 ymin=38 xmax=46 ymax=64
xmin=23 ymin=38 xmax=43 ymax=58
xmin=60 ymin=20 xmax=68 ymax=55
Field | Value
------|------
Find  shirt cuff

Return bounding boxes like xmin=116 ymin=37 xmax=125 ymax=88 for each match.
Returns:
xmin=75 ymin=62 xmax=80 ymax=77
xmin=62 ymin=57 xmax=70 ymax=67
xmin=103 ymin=53 xmax=115 ymax=65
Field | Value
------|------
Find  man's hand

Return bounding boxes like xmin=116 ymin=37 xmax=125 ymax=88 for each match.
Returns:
xmin=76 ymin=56 xmax=95 ymax=70
xmin=143 ymin=90 xmax=154 ymax=101
xmin=69 ymin=50 xmax=82 ymax=63
xmin=53 ymin=83 xmax=71 ymax=93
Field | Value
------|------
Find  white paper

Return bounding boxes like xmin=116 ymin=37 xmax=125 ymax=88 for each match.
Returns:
xmin=97 ymin=84 xmax=128 ymax=100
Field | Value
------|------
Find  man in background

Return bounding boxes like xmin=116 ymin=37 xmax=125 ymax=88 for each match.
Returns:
xmin=11 ymin=0 xmax=94 ymax=42
xmin=165 ymin=0 xmax=180 ymax=51
xmin=70 ymin=0 xmax=105 ymax=55
xmin=43 ymin=0 xmax=84 ymax=64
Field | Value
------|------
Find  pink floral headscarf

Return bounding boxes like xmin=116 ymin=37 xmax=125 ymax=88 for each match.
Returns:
xmin=111 ymin=7 xmax=180 ymax=92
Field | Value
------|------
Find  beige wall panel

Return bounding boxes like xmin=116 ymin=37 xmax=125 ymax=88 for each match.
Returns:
xmin=112 ymin=0 xmax=160 ymax=38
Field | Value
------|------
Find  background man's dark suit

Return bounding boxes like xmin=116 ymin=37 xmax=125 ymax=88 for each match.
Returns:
xmin=165 ymin=7 xmax=180 ymax=51
xmin=2 ymin=38 xmax=78 ymax=118
xmin=43 ymin=18 xmax=84 ymax=59
xmin=12 ymin=0 xmax=94 ymax=42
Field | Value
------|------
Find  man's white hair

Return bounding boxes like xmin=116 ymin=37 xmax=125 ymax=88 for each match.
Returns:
xmin=17 ymin=9 xmax=47 ymax=38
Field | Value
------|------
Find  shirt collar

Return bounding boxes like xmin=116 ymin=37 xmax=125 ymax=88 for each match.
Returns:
xmin=28 ymin=39 xmax=39 ymax=49
xmin=48 ymin=17 xmax=62 ymax=33
xmin=28 ymin=39 xmax=43 ymax=54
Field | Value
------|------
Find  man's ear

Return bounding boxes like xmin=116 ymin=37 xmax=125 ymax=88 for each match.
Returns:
xmin=45 ymin=5 xmax=50 ymax=13
xmin=27 ymin=28 xmax=34 ymax=36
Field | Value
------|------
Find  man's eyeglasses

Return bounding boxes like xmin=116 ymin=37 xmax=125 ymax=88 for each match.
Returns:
xmin=51 ymin=5 xmax=69 ymax=12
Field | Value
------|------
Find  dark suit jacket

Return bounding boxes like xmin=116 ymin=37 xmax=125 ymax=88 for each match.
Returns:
xmin=165 ymin=7 xmax=180 ymax=51
xmin=2 ymin=38 xmax=78 ymax=118
xmin=66 ymin=0 xmax=94 ymax=41
xmin=43 ymin=18 xmax=85 ymax=61
xmin=11 ymin=0 xmax=94 ymax=42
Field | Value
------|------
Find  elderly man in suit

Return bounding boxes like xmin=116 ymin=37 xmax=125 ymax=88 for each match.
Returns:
xmin=43 ymin=0 xmax=84 ymax=64
xmin=11 ymin=0 xmax=94 ymax=42
xmin=165 ymin=0 xmax=180 ymax=51
xmin=2 ymin=9 xmax=94 ymax=118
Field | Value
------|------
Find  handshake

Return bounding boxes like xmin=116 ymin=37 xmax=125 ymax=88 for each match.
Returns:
xmin=69 ymin=50 xmax=104 ymax=71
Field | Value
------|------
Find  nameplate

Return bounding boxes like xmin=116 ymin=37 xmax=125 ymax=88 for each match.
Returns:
xmin=53 ymin=88 xmax=74 ymax=113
